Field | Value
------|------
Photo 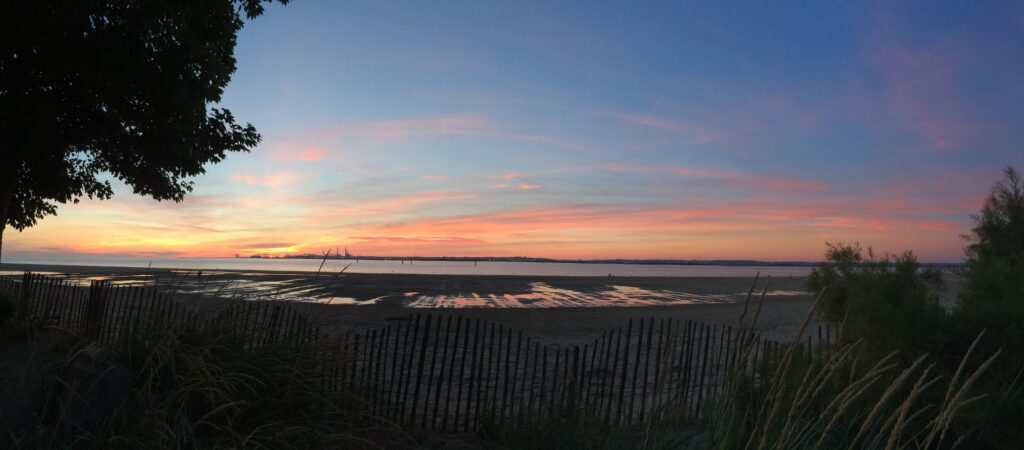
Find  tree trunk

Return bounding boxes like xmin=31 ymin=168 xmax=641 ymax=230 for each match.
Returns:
xmin=0 ymin=162 xmax=16 ymax=264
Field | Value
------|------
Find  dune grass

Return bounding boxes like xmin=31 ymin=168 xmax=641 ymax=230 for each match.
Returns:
xmin=0 ymin=304 xmax=410 ymax=450
xmin=704 ymin=293 xmax=1000 ymax=450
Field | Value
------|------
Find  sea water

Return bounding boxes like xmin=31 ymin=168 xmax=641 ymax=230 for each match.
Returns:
xmin=2 ymin=255 xmax=812 ymax=277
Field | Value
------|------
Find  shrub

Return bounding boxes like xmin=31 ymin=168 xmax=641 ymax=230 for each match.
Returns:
xmin=806 ymin=242 xmax=948 ymax=360
xmin=950 ymin=166 xmax=1024 ymax=448
xmin=955 ymin=166 xmax=1024 ymax=369
xmin=953 ymin=258 xmax=1024 ymax=364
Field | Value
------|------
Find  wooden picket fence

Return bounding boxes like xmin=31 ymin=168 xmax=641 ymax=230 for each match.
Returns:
xmin=344 ymin=313 xmax=831 ymax=432
xmin=0 ymin=272 xmax=321 ymax=349
xmin=0 ymin=272 xmax=832 ymax=432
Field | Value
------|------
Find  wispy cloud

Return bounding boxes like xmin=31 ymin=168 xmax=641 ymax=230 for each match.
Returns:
xmin=357 ymin=115 xmax=486 ymax=141
xmin=240 ymin=242 xmax=300 ymax=250
xmin=600 ymin=112 xmax=725 ymax=144
xmin=917 ymin=221 xmax=955 ymax=232
xmin=265 ymin=115 xmax=589 ymax=160
xmin=865 ymin=10 xmax=994 ymax=151
xmin=313 ymin=191 xmax=478 ymax=219
xmin=606 ymin=163 xmax=828 ymax=193
xmin=298 ymin=149 xmax=327 ymax=161
xmin=230 ymin=172 xmax=295 ymax=186
xmin=350 ymin=236 xmax=484 ymax=243
xmin=671 ymin=167 xmax=828 ymax=193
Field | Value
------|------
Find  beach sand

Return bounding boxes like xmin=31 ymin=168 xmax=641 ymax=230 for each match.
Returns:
xmin=3 ymin=262 xmax=820 ymax=342
xmin=294 ymin=296 xmax=821 ymax=345
xmin=0 ymin=263 xmax=960 ymax=345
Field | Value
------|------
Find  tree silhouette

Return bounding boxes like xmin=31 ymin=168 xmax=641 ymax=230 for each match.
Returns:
xmin=0 ymin=0 xmax=286 ymax=260
xmin=964 ymin=166 xmax=1024 ymax=264
xmin=955 ymin=166 xmax=1024 ymax=373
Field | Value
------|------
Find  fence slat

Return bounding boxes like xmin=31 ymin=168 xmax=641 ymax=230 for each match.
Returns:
xmin=442 ymin=316 xmax=463 ymax=432
xmin=431 ymin=315 xmax=453 ymax=430
xmin=409 ymin=314 xmax=432 ymax=425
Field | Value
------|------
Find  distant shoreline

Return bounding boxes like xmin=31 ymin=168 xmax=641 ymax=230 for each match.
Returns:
xmin=246 ymin=254 xmax=966 ymax=268
xmin=1 ymin=256 xmax=964 ymax=279
xmin=0 ymin=260 xmax=812 ymax=278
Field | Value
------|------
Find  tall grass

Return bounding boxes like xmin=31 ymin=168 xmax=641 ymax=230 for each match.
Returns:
xmin=0 ymin=305 xmax=409 ymax=449
xmin=480 ymin=389 xmax=704 ymax=449
xmin=0 ymin=285 xmax=17 ymax=328
xmin=705 ymin=293 xmax=1000 ymax=450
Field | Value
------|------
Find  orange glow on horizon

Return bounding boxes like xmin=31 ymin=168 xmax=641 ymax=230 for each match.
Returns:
xmin=6 ymin=192 xmax=973 ymax=262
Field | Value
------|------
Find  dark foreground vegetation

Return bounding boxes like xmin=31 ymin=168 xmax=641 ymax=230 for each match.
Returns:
xmin=798 ymin=167 xmax=1024 ymax=449
xmin=0 ymin=303 xmax=410 ymax=448
xmin=1 ymin=168 xmax=1021 ymax=449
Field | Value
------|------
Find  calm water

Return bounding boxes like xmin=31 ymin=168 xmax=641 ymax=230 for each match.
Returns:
xmin=2 ymin=255 xmax=812 ymax=277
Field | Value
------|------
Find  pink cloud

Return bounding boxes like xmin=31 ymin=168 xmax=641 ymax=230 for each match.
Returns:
xmin=671 ymin=167 xmax=828 ymax=193
xmin=866 ymin=12 xmax=991 ymax=151
xmin=358 ymin=115 xmax=487 ymax=141
xmin=498 ymin=172 xmax=526 ymax=180
xmin=518 ymin=183 xmax=541 ymax=190
xmin=314 ymin=191 xmax=478 ymax=219
xmin=261 ymin=115 xmax=588 ymax=167
xmin=298 ymin=149 xmax=326 ymax=161
xmin=478 ymin=131 xmax=589 ymax=152
xmin=18 ymin=186 xmax=970 ymax=261
xmin=606 ymin=163 xmax=828 ymax=193
xmin=240 ymin=242 xmax=298 ymax=250
xmin=361 ymin=204 xmax=901 ymax=245
xmin=349 ymin=200 xmax=964 ymax=261
xmin=262 ymin=134 xmax=344 ymax=162
xmin=602 ymin=112 xmax=724 ymax=144
xmin=350 ymin=236 xmax=484 ymax=244
xmin=874 ymin=48 xmax=971 ymax=149
xmin=918 ymin=221 xmax=955 ymax=232
xmin=424 ymin=175 xmax=453 ymax=180
xmin=230 ymin=173 xmax=294 ymax=186
xmin=360 ymin=116 xmax=589 ymax=150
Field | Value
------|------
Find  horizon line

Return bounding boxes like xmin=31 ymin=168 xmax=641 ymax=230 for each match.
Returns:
xmin=1 ymin=252 xmax=968 ymax=266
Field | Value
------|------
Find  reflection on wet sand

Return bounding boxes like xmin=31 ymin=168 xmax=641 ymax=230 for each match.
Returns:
xmin=0 ymin=264 xmax=811 ymax=308
xmin=408 ymin=283 xmax=806 ymax=308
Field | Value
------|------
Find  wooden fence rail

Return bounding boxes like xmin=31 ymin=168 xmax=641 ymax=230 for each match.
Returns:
xmin=0 ymin=272 xmax=832 ymax=432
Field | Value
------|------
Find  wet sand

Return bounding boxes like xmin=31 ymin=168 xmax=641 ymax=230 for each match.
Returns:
xmin=3 ymin=262 xmax=819 ymax=343
xmin=1 ymin=262 xmax=809 ymax=306
xmin=294 ymin=297 xmax=821 ymax=345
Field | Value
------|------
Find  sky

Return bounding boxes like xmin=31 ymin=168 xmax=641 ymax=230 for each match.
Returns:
xmin=9 ymin=0 xmax=1024 ymax=262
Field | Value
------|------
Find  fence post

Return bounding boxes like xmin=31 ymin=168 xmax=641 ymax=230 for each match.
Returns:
xmin=16 ymin=272 xmax=33 ymax=321
xmin=616 ymin=319 xmax=633 ymax=424
xmin=433 ymin=315 xmax=455 ymax=430
xmin=571 ymin=345 xmax=580 ymax=410
xmin=626 ymin=318 xmax=645 ymax=424
xmin=83 ymin=280 xmax=110 ymax=340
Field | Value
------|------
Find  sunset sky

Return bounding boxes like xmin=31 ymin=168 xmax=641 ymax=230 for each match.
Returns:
xmin=9 ymin=0 xmax=1024 ymax=262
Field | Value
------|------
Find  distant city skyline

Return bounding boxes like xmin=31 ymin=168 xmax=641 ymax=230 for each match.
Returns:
xmin=8 ymin=0 xmax=1024 ymax=262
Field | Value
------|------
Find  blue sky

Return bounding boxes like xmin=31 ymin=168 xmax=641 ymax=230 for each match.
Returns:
xmin=11 ymin=0 xmax=1024 ymax=261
